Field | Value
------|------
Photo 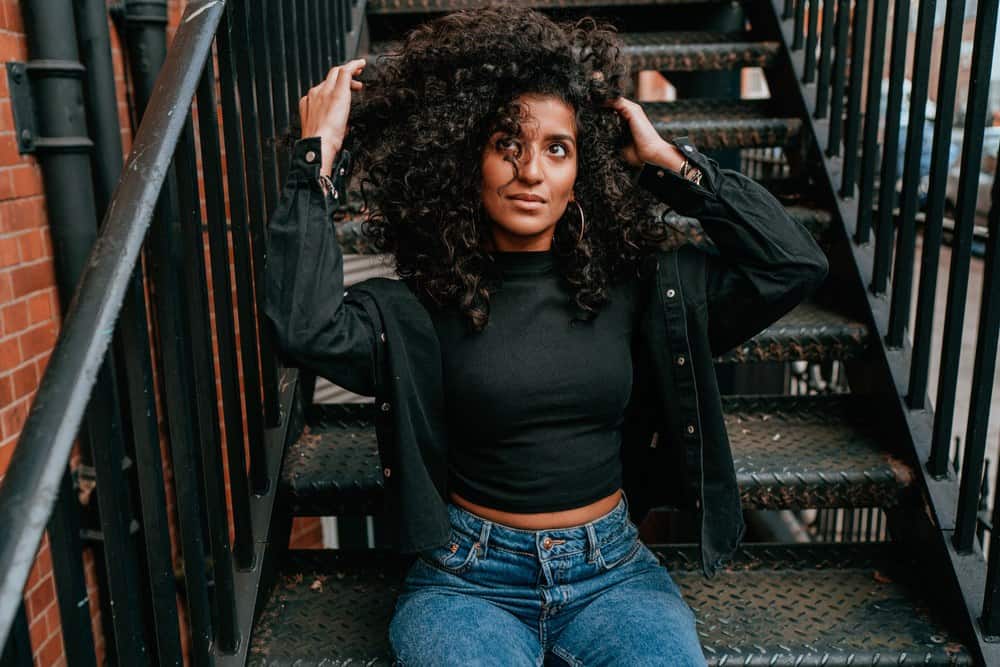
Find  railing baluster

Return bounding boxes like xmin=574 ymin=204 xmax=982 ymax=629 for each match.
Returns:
xmin=217 ymin=0 xmax=270 ymax=497
xmin=268 ymin=0 xmax=291 ymax=183
xmin=249 ymin=0 xmax=281 ymax=214
xmin=47 ymin=476 xmax=98 ymax=667
xmin=793 ymin=0 xmax=806 ymax=50
xmin=284 ymin=0 xmax=303 ymax=103
xmin=908 ymin=0 xmax=965 ymax=412
xmin=841 ymin=0 xmax=869 ymax=197
xmin=320 ymin=0 xmax=334 ymax=71
xmin=826 ymin=0 xmax=851 ymax=153
xmin=871 ymin=0 xmax=911 ymax=294
xmin=814 ymin=0 xmax=836 ymax=116
xmin=945 ymin=0 xmax=1000 ymax=549
xmin=311 ymin=0 xmax=324 ymax=82
xmin=229 ymin=0 xmax=282 ymax=426
xmin=803 ymin=0 xmax=819 ymax=83
xmin=172 ymin=115 xmax=220 ymax=666
xmin=854 ymin=0 xmax=889 ymax=244
xmin=193 ymin=64 xmax=242 ymax=651
xmin=784 ymin=0 xmax=795 ymax=20
xmin=887 ymin=0 xmax=938 ymax=346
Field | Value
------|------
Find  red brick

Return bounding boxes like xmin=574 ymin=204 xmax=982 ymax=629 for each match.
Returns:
xmin=1 ymin=398 xmax=27 ymax=440
xmin=17 ymin=229 xmax=44 ymax=262
xmin=38 ymin=631 xmax=64 ymax=667
xmin=20 ymin=322 xmax=56 ymax=360
xmin=10 ymin=164 xmax=42 ymax=197
xmin=11 ymin=362 xmax=35 ymax=399
xmin=0 ymin=133 xmax=20 ymax=167
xmin=0 ymin=102 xmax=13 ymax=134
xmin=0 ymin=437 xmax=14 ymax=472
xmin=11 ymin=261 xmax=54 ymax=298
xmin=0 ymin=271 xmax=11 ymax=302
xmin=0 ymin=235 xmax=18 ymax=267
xmin=0 ymin=171 xmax=14 ymax=201
xmin=0 ymin=335 xmax=19 ymax=371
xmin=2 ymin=298 xmax=28 ymax=334
xmin=4 ymin=0 xmax=23 ymax=33
xmin=0 ymin=374 xmax=11 ymax=405
xmin=27 ymin=292 xmax=50 ymax=324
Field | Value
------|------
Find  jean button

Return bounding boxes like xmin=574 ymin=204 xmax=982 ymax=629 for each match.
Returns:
xmin=542 ymin=537 xmax=553 ymax=549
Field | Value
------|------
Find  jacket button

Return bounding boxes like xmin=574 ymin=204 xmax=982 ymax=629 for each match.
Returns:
xmin=695 ymin=498 xmax=701 ymax=509
xmin=380 ymin=332 xmax=387 ymax=343
xmin=676 ymin=354 xmax=686 ymax=366
xmin=656 ymin=169 xmax=665 ymax=178
xmin=683 ymin=145 xmax=694 ymax=153
xmin=381 ymin=402 xmax=391 ymax=412
xmin=305 ymin=150 xmax=317 ymax=163
xmin=383 ymin=467 xmax=391 ymax=478
xmin=665 ymin=288 xmax=676 ymax=299
xmin=686 ymin=424 xmax=696 ymax=435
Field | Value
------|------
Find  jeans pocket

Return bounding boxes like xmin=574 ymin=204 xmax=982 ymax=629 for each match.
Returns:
xmin=417 ymin=528 xmax=481 ymax=575
xmin=597 ymin=523 xmax=644 ymax=571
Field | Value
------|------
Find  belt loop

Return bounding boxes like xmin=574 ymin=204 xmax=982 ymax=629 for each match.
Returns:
xmin=585 ymin=523 xmax=599 ymax=563
xmin=477 ymin=520 xmax=491 ymax=559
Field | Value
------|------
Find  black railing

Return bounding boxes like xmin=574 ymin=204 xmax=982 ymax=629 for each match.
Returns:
xmin=0 ymin=0 xmax=365 ymax=663
xmin=757 ymin=0 xmax=1000 ymax=659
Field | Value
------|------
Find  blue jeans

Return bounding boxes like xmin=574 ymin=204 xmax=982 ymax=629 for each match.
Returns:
xmin=389 ymin=490 xmax=706 ymax=666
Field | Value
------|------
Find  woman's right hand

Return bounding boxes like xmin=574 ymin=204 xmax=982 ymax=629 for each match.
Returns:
xmin=299 ymin=58 xmax=366 ymax=176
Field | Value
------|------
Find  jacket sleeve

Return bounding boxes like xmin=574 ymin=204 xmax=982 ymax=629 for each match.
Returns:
xmin=262 ymin=136 xmax=378 ymax=396
xmin=636 ymin=136 xmax=829 ymax=357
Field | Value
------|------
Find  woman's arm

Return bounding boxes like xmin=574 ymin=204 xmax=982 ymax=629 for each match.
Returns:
xmin=262 ymin=138 xmax=378 ymax=396
xmin=636 ymin=136 xmax=829 ymax=357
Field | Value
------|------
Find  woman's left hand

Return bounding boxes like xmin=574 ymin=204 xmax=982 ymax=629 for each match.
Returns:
xmin=606 ymin=96 xmax=684 ymax=171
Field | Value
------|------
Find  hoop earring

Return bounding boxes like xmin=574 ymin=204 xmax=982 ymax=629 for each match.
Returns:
xmin=573 ymin=200 xmax=586 ymax=244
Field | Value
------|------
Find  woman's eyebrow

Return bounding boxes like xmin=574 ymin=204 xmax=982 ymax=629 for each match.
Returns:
xmin=544 ymin=133 xmax=576 ymax=145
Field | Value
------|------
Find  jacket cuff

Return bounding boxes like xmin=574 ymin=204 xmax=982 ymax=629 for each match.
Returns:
xmin=289 ymin=137 xmax=352 ymax=205
xmin=636 ymin=136 xmax=719 ymax=217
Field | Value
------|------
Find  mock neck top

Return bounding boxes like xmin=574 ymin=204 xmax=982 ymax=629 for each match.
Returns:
xmin=429 ymin=250 xmax=641 ymax=512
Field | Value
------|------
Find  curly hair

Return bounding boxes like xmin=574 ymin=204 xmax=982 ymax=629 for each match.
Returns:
xmin=341 ymin=5 xmax=674 ymax=331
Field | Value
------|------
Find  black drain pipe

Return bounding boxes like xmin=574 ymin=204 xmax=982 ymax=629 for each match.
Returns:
xmin=18 ymin=1 xmax=147 ymax=663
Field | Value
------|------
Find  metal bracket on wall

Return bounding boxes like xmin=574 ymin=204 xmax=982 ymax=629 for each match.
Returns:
xmin=5 ymin=60 xmax=95 ymax=155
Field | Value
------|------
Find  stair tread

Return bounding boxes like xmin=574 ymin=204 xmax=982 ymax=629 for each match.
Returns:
xmin=282 ymin=391 xmax=901 ymax=517
xmin=249 ymin=544 xmax=972 ymax=666
xmin=645 ymin=99 xmax=802 ymax=149
xmin=369 ymin=31 xmax=780 ymax=72
xmin=714 ymin=300 xmax=870 ymax=363
xmin=368 ymin=0 xmax=731 ymax=14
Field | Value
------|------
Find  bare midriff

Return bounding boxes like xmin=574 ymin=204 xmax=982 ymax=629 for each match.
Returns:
xmin=449 ymin=488 xmax=623 ymax=530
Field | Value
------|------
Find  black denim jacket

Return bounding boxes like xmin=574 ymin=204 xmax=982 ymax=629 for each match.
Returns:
xmin=263 ymin=136 xmax=829 ymax=578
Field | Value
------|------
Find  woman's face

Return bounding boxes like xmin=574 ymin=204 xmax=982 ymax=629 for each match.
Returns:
xmin=480 ymin=94 xmax=578 ymax=251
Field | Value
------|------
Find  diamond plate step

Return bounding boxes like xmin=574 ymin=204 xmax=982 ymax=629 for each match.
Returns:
xmin=645 ymin=98 xmax=803 ymax=150
xmin=281 ymin=392 xmax=902 ymax=517
xmin=367 ymin=0 xmax=731 ymax=14
xmin=249 ymin=544 xmax=972 ymax=665
xmin=713 ymin=301 xmax=870 ymax=364
xmin=369 ymin=31 xmax=780 ymax=73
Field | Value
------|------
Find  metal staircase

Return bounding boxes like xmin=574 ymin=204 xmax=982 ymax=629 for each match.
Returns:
xmin=2 ymin=1 xmax=998 ymax=666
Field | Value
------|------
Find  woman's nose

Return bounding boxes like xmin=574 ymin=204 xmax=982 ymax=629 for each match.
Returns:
xmin=518 ymin=150 xmax=543 ymax=183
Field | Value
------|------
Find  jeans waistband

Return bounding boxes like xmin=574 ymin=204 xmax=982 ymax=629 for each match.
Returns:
xmin=445 ymin=490 xmax=632 ymax=560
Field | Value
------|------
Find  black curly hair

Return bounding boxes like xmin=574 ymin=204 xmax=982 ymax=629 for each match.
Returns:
xmin=340 ymin=5 xmax=674 ymax=331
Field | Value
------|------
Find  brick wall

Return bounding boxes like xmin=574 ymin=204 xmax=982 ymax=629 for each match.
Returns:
xmin=0 ymin=1 xmax=323 ymax=664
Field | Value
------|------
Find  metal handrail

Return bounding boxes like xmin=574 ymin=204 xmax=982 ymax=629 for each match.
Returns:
xmin=0 ymin=0 xmax=225 ymax=649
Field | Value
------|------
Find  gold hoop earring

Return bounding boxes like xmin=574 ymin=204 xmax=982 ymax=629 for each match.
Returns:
xmin=573 ymin=200 xmax=586 ymax=244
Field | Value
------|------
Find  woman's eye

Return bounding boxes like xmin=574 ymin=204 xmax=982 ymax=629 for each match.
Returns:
xmin=548 ymin=143 xmax=568 ymax=157
xmin=496 ymin=137 xmax=517 ymax=151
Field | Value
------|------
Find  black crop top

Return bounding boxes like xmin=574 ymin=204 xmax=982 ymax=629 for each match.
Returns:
xmin=429 ymin=248 xmax=642 ymax=513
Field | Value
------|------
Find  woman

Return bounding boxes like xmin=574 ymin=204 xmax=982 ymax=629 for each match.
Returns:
xmin=264 ymin=7 xmax=828 ymax=666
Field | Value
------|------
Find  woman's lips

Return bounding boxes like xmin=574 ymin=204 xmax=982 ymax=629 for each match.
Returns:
xmin=507 ymin=196 xmax=546 ymax=210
